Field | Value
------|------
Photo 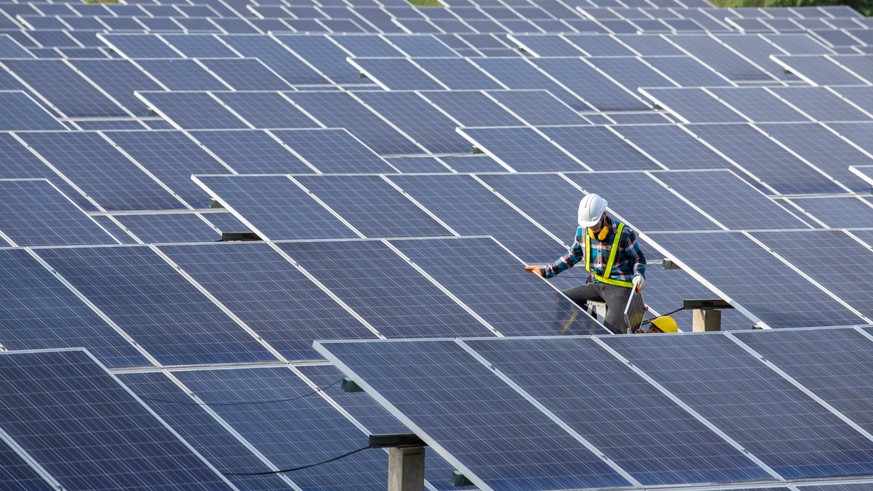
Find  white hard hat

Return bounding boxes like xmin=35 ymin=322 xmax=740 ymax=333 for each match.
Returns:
xmin=578 ymin=194 xmax=608 ymax=228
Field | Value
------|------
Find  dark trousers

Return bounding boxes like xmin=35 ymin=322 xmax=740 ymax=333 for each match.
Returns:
xmin=563 ymin=282 xmax=633 ymax=334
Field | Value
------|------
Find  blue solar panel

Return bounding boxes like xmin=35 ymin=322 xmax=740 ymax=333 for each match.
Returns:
xmin=0 ymin=134 xmax=94 ymax=208
xmin=666 ymin=34 xmax=775 ymax=81
xmin=98 ymin=33 xmax=182 ymax=58
xmin=0 ymin=179 xmax=119 ymax=246
xmin=219 ymin=35 xmax=331 ymax=85
xmin=295 ymin=175 xmax=452 ymax=238
xmin=0 ymin=349 xmax=232 ymax=490
xmin=389 ymin=174 xmax=564 ymax=262
xmin=749 ymin=230 xmax=873 ymax=319
xmin=353 ymin=91 xmax=470 ymax=154
xmin=329 ymin=34 xmax=404 ymax=57
xmin=20 ymin=131 xmax=186 ymax=211
xmin=587 ymin=57 xmax=678 ymax=94
xmin=269 ymin=128 xmax=397 ymax=173
xmin=471 ymin=57 xmax=594 ymax=111
xmin=113 ymin=212 xmax=223 ymax=243
xmin=772 ymin=54 xmax=866 ymax=85
xmin=160 ymin=33 xmax=237 ymax=58
xmin=609 ymin=124 xmax=731 ymax=170
xmin=829 ymin=56 xmax=873 ymax=85
xmin=391 ymin=237 xmax=603 ymax=335
xmin=647 ymin=231 xmax=865 ymax=328
xmin=769 ymin=87 xmax=872 ymax=123
xmin=274 ymin=34 xmax=362 ymax=84
xmin=188 ymin=130 xmax=312 ymax=174
xmin=159 ymin=242 xmax=375 ymax=360
xmin=477 ymin=173 xmax=581 ymax=237
xmin=706 ymin=87 xmax=811 ymax=123
xmin=656 ymin=170 xmax=813 ymax=230
xmin=119 ymin=371 xmax=296 ymax=491
xmin=532 ymin=58 xmax=649 ymax=111
xmin=687 ymin=124 xmax=846 ymax=195
xmin=717 ymin=35 xmax=799 ymax=80
xmin=786 ymin=196 xmax=873 ymax=228
xmin=172 ymin=367 xmax=390 ymax=491
xmin=193 ymin=175 xmax=357 ymax=241
xmin=417 ymin=57 xmax=506 ymax=90
xmin=3 ymin=59 xmax=127 ymax=117
xmin=0 ymin=91 xmax=64 ymax=130
xmin=458 ymin=127 xmax=584 ymax=172
xmin=827 ymin=122 xmax=873 ymax=156
xmin=138 ymin=91 xmax=250 ymax=130
xmin=104 ymin=130 xmax=231 ymax=209
xmin=384 ymin=156 xmax=449 ymax=173
xmin=280 ymin=239 xmax=496 ymax=337
xmin=0 ymin=438 xmax=51 ymax=489
xmin=641 ymin=88 xmax=746 ymax=124
xmin=351 ymin=58 xmax=446 ymax=90
xmin=565 ymin=172 xmax=720 ymax=232
xmin=0 ymin=34 xmax=34 ymax=58
xmin=506 ymin=34 xmax=585 ymax=56
xmin=316 ymin=339 xmax=632 ymax=491
xmin=384 ymin=34 xmax=459 ymax=57
xmin=134 ymin=59 xmax=229 ymax=91
xmin=832 ymin=86 xmax=873 ymax=115
xmin=285 ymin=92 xmax=422 ymax=155
xmin=606 ymin=333 xmax=873 ymax=479
xmin=211 ymin=91 xmax=319 ymax=129
xmin=419 ymin=90 xmax=523 ymax=127
xmin=541 ymin=126 xmax=661 ymax=171
xmin=198 ymin=58 xmax=294 ymax=90
xmin=486 ymin=89 xmax=589 ymax=126
xmin=642 ymin=56 xmax=734 ymax=87
xmin=35 ymin=246 xmax=276 ymax=365
xmin=466 ymin=337 xmax=772 ymax=485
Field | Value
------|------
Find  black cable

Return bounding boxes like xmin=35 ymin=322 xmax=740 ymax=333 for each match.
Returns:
xmin=139 ymin=379 xmax=343 ymax=407
xmin=641 ymin=306 xmax=684 ymax=324
xmin=222 ymin=446 xmax=372 ymax=476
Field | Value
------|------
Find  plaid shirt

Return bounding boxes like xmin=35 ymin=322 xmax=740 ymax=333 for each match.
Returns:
xmin=544 ymin=217 xmax=646 ymax=283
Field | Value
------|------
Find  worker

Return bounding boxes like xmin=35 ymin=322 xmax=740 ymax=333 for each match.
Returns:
xmin=642 ymin=316 xmax=678 ymax=333
xmin=525 ymin=194 xmax=646 ymax=334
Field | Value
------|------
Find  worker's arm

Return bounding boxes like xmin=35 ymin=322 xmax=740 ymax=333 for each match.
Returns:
xmin=624 ymin=228 xmax=646 ymax=282
xmin=541 ymin=228 xmax=585 ymax=278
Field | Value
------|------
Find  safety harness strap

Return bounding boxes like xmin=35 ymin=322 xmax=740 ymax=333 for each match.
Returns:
xmin=585 ymin=222 xmax=633 ymax=288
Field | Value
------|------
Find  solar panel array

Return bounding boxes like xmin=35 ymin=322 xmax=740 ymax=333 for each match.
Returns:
xmin=2 ymin=0 xmax=873 ymax=487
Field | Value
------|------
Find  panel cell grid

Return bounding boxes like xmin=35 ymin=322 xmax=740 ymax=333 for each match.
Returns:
xmin=770 ymin=87 xmax=872 ymax=123
xmin=278 ymin=240 xmax=493 ymax=338
xmin=541 ymin=126 xmax=661 ymax=171
xmin=832 ymin=86 xmax=873 ymax=115
xmin=270 ymin=129 xmax=397 ymax=173
xmin=274 ymin=34 xmax=362 ymax=84
xmin=642 ymin=56 xmax=734 ymax=87
xmin=471 ymin=57 xmax=594 ymax=111
xmin=421 ymin=91 xmax=522 ymax=127
xmin=416 ymin=57 xmax=505 ymax=90
xmin=478 ymin=173 xmax=582 ymax=238
xmin=642 ymin=88 xmax=746 ymax=123
xmin=486 ymin=90 xmax=590 ymax=126
xmin=36 ymin=246 xmax=276 ymax=366
xmin=139 ymin=92 xmax=250 ymax=130
xmin=459 ymin=127 xmax=584 ymax=172
xmin=605 ymin=333 xmax=873 ymax=479
xmin=706 ymin=87 xmax=811 ymax=123
xmin=199 ymin=58 xmax=294 ymax=91
xmin=0 ymin=439 xmax=50 ymax=490
xmin=219 ymin=35 xmax=330 ymax=85
xmin=352 ymin=58 xmax=445 ymax=90
xmin=113 ymin=213 xmax=222 ymax=244
xmin=0 ymin=91 xmax=65 ymax=131
xmin=773 ymin=54 xmax=867 ymax=85
xmin=610 ymin=124 xmax=731 ymax=170
xmin=189 ymin=130 xmax=311 ymax=174
xmin=0 ymin=350 xmax=231 ymax=490
xmin=135 ymin=59 xmax=228 ymax=91
xmin=212 ymin=91 xmax=319 ymax=129
xmin=99 ymin=33 xmax=182 ymax=58
xmin=532 ymin=57 xmax=648 ymax=111
xmin=786 ymin=196 xmax=873 ymax=228
xmin=647 ymin=231 xmax=864 ymax=328
xmin=587 ymin=57 xmax=678 ymax=94
xmin=160 ymin=34 xmax=236 ymax=58
xmin=159 ymin=242 xmax=375 ymax=360
xmin=466 ymin=337 xmax=772 ymax=486
xmin=295 ymin=175 xmax=452 ymax=238
xmin=666 ymin=34 xmax=773 ymax=81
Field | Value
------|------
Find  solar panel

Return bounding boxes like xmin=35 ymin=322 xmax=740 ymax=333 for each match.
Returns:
xmin=655 ymin=169 xmax=812 ymax=230
xmin=391 ymin=237 xmax=603 ymax=335
xmin=486 ymin=89 xmax=590 ymax=126
xmin=329 ymin=34 xmax=404 ymax=57
xmin=0 ymin=439 xmax=51 ymax=490
xmin=416 ymin=57 xmax=506 ymax=90
xmin=134 ymin=59 xmax=231 ymax=91
xmin=172 ymin=366 xmax=390 ymax=490
xmin=278 ymin=240 xmax=494 ymax=338
xmin=458 ymin=126 xmax=584 ymax=172
xmin=2 ymin=59 xmax=127 ymax=117
xmin=384 ymin=156 xmax=449 ymax=173
xmin=615 ymin=34 xmax=685 ymax=55
xmin=352 ymin=91 xmax=470 ymax=154
xmin=772 ymin=54 xmax=867 ymax=85
xmin=98 ymin=33 xmax=181 ymax=58
xmin=188 ymin=130 xmax=313 ymax=174
xmin=749 ymin=230 xmax=873 ymax=319
xmin=419 ymin=90 xmax=523 ymax=127
xmin=587 ymin=57 xmax=678 ymax=94
xmin=604 ymin=333 xmax=873 ymax=479
xmin=566 ymin=172 xmax=721 ymax=232
xmin=828 ymin=55 xmax=873 ymax=84
xmin=785 ymin=196 xmax=873 ymax=228
xmin=384 ymin=34 xmax=459 ymax=57
xmin=210 ymin=91 xmax=319 ymax=129
xmin=0 ymin=349 xmax=232 ymax=489
xmin=686 ymin=123 xmax=846 ymax=195
xmin=104 ymin=130 xmax=231 ymax=209
xmin=471 ymin=57 xmax=595 ymax=111
xmin=159 ymin=33 xmax=236 ymax=57
xmin=532 ymin=57 xmax=649 ymax=111
xmin=112 ymin=212 xmax=223 ymax=243
xmin=285 ymin=91 xmax=422 ymax=155
xmin=665 ymin=34 xmax=775 ymax=81
xmin=0 ymin=91 xmax=63 ymax=131
xmin=274 ymin=34 xmax=362 ymax=84
xmin=159 ymin=242 xmax=375 ymax=360
xmin=351 ymin=58 xmax=446 ymax=90
xmin=0 ymin=34 xmax=34 ymax=58
xmin=540 ymin=125 xmax=661 ymax=171
xmin=477 ymin=173 xmax=582 ymax=237
xmin=388 ymin=174 xmax=565 ymax=262
xmin=646 ymin=231 xmax=865 ymax=328
xmin=20 ymin=131 xmax=187 ymax=211
xmin=610 ymin=124 xmax=733 ymax=170
xmin=828 ymin=122 xmax=873 ymax=155
xmin=118 ymin=371 xmax=296 ymax=491
xmin=829 ymin=87 xmax=873 ymax=116
xmin=36 ymin=245 xmax=276 ymax=365
xmin=762 ymin=33 xmax=834 ymax=54
xmin=758 ymin=122 xmax=872 ymax=193
xmin=706 ymin=87 xmax=811 ymax=123
xmin=219 ymin=35 xmax=331 ymax=85
xmin=506 ymin=34 xmax=585 ymax=56
xmin=316 ymin=339 xmax=632 ymax=491
xmin=769 ymin=87 xmax=872 ymax=123
xmin=137 ymin=91 xmax=250 ymax=129
xmin=198 ymin=58 xmax=293 ymax=90
xmin=716 ymin=34 xmax=799 ymax=80
xmin=640 ymin=88 xmax=746 ymax=124
xmin=465 ymin=336 xmax=772 ymax=485
xmin=270 ymin=128 xmax=397 ymax=173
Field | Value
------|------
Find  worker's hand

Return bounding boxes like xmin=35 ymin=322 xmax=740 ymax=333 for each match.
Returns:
xmin=524 ymin=265 xmax=545 ymax=277
xmin=632 ymin=275 xmax=645 ymax=292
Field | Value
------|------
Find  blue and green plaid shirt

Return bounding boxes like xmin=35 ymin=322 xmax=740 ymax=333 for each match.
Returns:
xmin=543 ymin=216 xmax=646 ymax=283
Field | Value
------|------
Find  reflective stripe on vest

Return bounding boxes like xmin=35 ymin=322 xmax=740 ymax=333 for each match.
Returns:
xmin=585 ymin=222 xmax=634 ymax=288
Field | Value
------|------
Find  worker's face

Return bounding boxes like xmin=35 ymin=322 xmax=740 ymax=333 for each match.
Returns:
xmin=589 ymin=213 xmax=606 ymax=232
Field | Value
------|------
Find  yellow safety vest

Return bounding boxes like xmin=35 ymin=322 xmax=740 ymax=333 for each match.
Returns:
xmin=585 ymin=222 xmax=634 ymax=288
